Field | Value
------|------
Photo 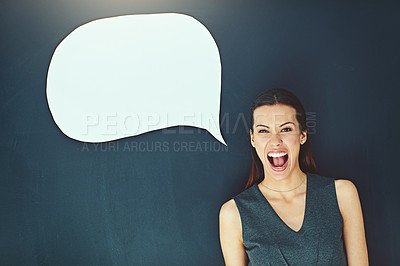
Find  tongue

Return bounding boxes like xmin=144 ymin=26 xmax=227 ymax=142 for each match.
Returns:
xmin=273 ymin=156 xmax=285 ymax=167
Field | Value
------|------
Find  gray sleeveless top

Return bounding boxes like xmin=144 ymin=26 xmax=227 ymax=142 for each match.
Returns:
xmin=233 ymin=173 xmax=347 ymax=265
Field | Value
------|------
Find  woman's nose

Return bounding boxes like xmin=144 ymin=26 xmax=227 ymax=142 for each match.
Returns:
xmin=270 ymin=133 xmax=283 ymax=145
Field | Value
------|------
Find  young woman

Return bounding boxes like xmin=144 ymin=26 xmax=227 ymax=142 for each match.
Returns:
xmin=219 ymin=88 xmax=368 ymax=265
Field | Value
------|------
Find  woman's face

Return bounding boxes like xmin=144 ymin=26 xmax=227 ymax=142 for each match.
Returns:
xmin=250 ymin=104 xmax=307 ymax=180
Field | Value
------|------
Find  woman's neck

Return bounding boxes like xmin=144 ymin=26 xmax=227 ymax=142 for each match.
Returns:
xmin=260 ymin=167 xmax=307 ymax=197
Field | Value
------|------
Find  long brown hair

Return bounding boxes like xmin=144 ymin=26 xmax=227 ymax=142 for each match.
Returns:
xmin=245 ymin=88 xmax=320 ymax=189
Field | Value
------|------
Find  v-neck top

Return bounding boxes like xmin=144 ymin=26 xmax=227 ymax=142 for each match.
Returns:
xmin=233 ymin=173 xmax=347 ymax=265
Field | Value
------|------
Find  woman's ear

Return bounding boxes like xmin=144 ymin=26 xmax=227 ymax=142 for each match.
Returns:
xmin=300 ymin=130 xmax=307 ymax=145
xmin=250 ymin=129 xmax=255 ymax=147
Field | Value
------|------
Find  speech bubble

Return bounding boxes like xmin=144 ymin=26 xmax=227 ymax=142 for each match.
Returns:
xmin=46 ymin=13 xmax=226 ymax=145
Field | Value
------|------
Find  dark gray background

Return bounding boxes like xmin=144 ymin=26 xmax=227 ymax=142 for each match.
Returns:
xmin=1 ymin=0 xmax=399 ymax=265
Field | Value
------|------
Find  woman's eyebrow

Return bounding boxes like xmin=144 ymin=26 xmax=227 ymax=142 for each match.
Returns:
xmin=255 ymin=122 xmax=295 ymax=128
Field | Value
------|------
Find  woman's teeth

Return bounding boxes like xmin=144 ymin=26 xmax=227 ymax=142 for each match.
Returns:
xmin=267 ymin=152 xmax=287 ymax=158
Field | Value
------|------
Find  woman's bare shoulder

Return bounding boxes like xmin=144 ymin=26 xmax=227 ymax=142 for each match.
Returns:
xmin=334 ymin=179 xmax=359 ymax=199
xmin=220 ymin=199 xmax=240 ymax=220
xmin=219 ymin=198 xmax=243 ymax=244
xmin=334 ymin=179 xmax=361 ymax=219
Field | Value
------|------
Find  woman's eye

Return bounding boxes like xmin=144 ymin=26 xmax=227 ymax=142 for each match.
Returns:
xmin=282 ymin=128 xmax=292 ymax=132
xmin=258 ymin=129 xmax=269 ymax=133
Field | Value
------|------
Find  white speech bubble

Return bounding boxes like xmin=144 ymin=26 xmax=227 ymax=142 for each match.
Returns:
xmin=46 ymin=13 xmax=226 ymax=145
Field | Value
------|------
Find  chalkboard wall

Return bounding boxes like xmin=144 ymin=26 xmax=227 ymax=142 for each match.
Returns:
xmin=1 ymin=0 xmax=399 ymax=265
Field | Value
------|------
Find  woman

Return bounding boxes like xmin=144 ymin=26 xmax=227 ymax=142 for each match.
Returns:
xmin=219 ymin=88 xmax=368 ymax=265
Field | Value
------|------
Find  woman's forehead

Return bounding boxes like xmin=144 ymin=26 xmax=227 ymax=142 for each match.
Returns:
xmin=253 ymin=104 xmax=297 ymax=124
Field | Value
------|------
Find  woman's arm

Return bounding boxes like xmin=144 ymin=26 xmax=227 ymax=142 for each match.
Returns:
xmin=219 ymin=199 xmax=248 ymax=266
xmin=335 ymin=179 xmax=369 ymax=265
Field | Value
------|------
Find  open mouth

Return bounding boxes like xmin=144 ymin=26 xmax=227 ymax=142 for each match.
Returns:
xmin=267 ymin=152 xmax=289 ymax=170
